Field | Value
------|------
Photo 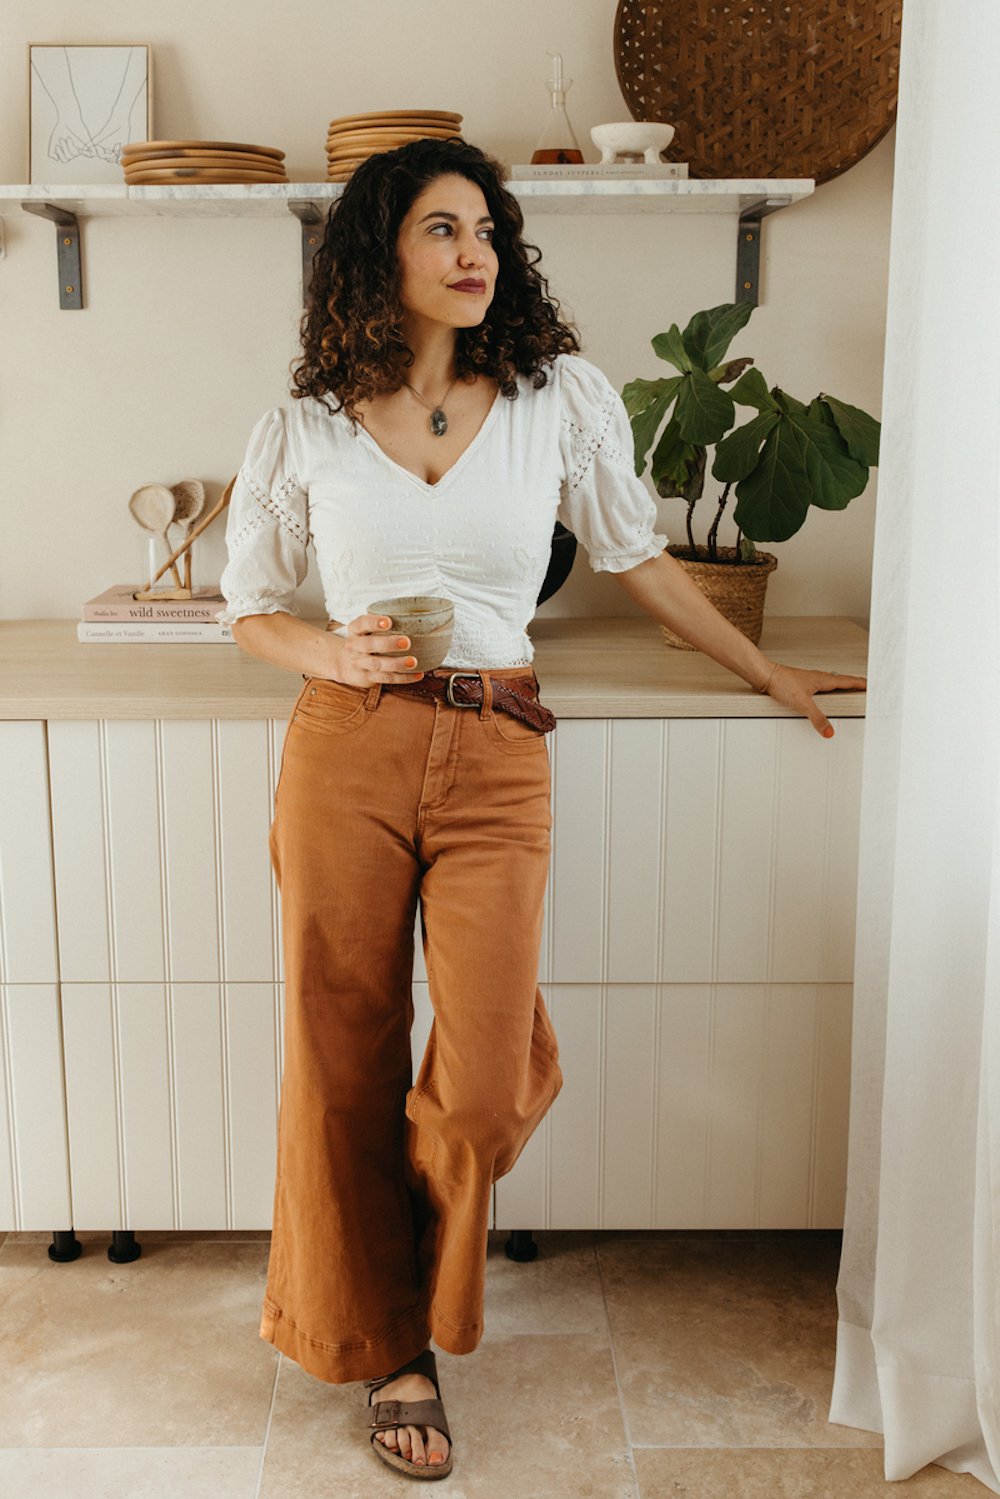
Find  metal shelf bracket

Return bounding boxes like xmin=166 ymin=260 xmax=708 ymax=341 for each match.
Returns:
xmin=288 ymin=201 xmax=324 ymax=306
xmin=21 ymin=202 xmax=83 ymax=309
xmin=736 ymin=196 xmax=792 ymax=305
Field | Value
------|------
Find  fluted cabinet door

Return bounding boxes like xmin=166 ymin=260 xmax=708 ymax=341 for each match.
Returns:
xmin=0 ymin=725 xmax=70 ymax=1230
xmin=48 ymin=719 xmax=285 ymax=985
xmin=0 ymin=985 xmax=72 ymax=1230
xmin=494 ymin=981 xmax=853 ymax=1231
xmin=496 ymin=716 xmax=863 ymax=1231
xmin=548 ymin=720 xmax=607 ymax=983
xmin=61 ymin=981 xmax=282 ymax=1230
xmin=0 ymin=722 xmax=59 ymax=983
xmin=545 ymin=718 xmax=863 ymax=985
xmin=48 ymin=718 xmax=285 ymax=1229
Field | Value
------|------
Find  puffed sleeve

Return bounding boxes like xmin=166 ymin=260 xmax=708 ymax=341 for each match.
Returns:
xmin=215 ymin=407 xmax=310 ymax=626
xmin=556 ymin=355 xmax=669 ymax=572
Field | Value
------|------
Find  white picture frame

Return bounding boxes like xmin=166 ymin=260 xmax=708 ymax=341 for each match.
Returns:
xmin=28 ymin=43 xmax=152 ymax=184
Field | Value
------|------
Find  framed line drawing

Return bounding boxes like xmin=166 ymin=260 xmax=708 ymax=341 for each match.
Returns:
xmin=28 ymin=44 xmax=152 ymax=183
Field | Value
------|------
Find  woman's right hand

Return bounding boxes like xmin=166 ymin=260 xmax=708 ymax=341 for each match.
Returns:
xmin=331 ymin=613 xmax=426 ymax=686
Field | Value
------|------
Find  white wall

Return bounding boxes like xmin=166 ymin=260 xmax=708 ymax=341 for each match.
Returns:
xmin=0 ymin=2 xmax=893 ymax=627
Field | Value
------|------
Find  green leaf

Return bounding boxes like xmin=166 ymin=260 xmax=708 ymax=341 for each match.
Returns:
xmin=674 ymin=367 xmax=735 ymax=445
xmin=712 ymin=410 xmax=780 ymax=482
xmin=773 ymin=388 xmax=809 ymax=418
xmin=621 ymin=375 xmax=678 ymax=419
xmin=785 ymin=405 xmax=868 ymax=509
xmin=819 ymin=393 xmax=881 ymax=467
xmin=650 ymin=412 xmax=706 ymax=501
xmin=681 ymin=302 xmax=755 ymax=371
xmin=730 ymin=367 xmax=777 ymax=411
xmin=650 ymin=324 xmax=692 ymax=373
xmin=732 ymin=426 xmax=812 ymax=541
xmin=621 ymin=376 xmax=683 ymax=473
xmin=738 ymin=536 xmax=758 ymax=561
xmin=732 ymin=410 xmax=869 ymax=541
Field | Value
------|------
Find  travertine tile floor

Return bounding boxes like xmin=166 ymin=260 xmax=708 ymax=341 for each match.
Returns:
xmin=0 ymin=1227 xmax=989 ymax=1498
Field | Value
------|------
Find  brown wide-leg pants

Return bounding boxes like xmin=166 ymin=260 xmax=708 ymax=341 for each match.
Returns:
xmin=260 ymin=664 xmax=563 ymax=1385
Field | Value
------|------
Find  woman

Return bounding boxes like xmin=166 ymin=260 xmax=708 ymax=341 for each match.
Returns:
xmin=218 ymin=136 xmax=866 ymax=1482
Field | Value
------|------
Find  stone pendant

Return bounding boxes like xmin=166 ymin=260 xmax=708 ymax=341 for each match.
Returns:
xmin=430 ymin=408 xmax=448 ymax=436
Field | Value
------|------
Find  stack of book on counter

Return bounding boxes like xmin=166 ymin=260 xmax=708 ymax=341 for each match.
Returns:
xmin=78 ymin=585 xmax=235 ymax=643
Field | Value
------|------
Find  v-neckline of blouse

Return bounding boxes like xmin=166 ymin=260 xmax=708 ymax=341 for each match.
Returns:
xmin=353 ymin=386 xmax=504 ymax=494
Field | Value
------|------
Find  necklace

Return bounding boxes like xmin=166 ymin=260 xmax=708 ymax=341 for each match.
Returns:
xmin=401 ymin=374 xmax=460 ymax=436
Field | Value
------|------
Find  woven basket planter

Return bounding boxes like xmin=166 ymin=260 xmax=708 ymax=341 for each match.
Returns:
xmin=661 ymin=544 xmax=777 ymax=649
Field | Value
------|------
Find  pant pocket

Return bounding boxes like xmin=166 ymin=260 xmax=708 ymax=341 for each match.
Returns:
xmin=481 ymin=711 xmax=550 ymax=755
xmin=292 ymin=679 xmax=374 ymax=737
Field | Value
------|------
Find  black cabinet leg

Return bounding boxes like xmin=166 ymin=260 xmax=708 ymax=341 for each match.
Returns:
xmin=504 ymin=1229 xmax=538 ymax=1262
xmin=48 ymin=1230 xmax=83 ymax=1262
xmin=108 ymin=1229 xmax=142 ymax=1263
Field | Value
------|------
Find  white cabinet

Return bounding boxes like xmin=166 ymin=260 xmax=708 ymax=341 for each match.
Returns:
xmin=0 ymin=723 xmax=72 ymax=1229
xmin=45 ymin=718 xmax=287 ymax=1230
xmin=1 ymin=707 xmax=863 ymax=1234
xmin=59 ymin=981 xmax=280 ymax=1231
xmin=47 ymin=719 xmax=285 ymax=985
xmin=498 ymin=716 xmax=862 ymax=1232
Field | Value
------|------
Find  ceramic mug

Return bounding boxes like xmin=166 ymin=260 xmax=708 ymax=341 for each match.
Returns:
xmin=367 ymin=595 xmax=455 ymax=671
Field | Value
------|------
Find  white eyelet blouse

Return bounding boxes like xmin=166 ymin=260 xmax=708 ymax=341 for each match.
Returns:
xmin=216 ymin=351 xmax=668 ymax=669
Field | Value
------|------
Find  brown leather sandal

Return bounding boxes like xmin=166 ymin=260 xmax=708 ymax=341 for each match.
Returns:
xmin=364 ymin=1347 xmax=454 ymax=1480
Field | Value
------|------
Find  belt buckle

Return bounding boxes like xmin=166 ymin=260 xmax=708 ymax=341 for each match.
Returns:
xmin=446 ymin=671 xmax=480 ymax=707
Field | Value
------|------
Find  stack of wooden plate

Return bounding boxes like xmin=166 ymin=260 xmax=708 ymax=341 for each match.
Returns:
xmin=326 ymin=111 xmax=463 ymax=181
xmin=120 ymin=140 xmax=288 ymax=184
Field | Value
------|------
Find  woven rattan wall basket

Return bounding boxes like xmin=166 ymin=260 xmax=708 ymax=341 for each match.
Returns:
xmin=613 ymin=0 xmax=901 ymax=184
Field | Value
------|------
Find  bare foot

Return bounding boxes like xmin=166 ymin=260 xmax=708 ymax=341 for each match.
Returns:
xmin=371 ymin=1368 xmax=450 ymax=1468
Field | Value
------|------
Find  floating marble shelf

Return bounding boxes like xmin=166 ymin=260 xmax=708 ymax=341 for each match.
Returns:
xmin=0 ymin=177 xmax=815 ymax=308
xmin=2 ymin=178 xmax=814 ymax=215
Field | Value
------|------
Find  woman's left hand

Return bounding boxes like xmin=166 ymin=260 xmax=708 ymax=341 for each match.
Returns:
xmin=760 ymin=663 xmax=867 ymax=739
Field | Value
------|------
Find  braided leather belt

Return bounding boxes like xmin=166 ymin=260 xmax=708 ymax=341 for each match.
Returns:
xmin=383 ymin=671 xmax=557 ymax=733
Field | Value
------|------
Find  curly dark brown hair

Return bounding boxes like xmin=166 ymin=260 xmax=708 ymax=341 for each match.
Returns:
xmin=289 ymin=137 xmax=582 ymax=429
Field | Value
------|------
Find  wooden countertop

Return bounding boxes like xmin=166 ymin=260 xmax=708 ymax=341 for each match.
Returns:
xmin=0 ymin=616 xmax=868 ymax=720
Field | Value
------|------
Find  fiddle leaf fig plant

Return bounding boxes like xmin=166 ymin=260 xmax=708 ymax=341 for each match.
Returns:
xmin=622 ymin=301 xmax=881 ymax=561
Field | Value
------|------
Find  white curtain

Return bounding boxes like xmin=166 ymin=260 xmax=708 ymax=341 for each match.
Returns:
xmin=829 ymin=0 xmax=1000 ymax=1487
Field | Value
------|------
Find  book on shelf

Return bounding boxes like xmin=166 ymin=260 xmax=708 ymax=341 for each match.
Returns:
xmin=77 ymin=621 xmax=236 ymax=644
xmin=82 ymin=583 xmax=227 ymax=622
xmin=510 ymin=161 xmax=689 ymax=180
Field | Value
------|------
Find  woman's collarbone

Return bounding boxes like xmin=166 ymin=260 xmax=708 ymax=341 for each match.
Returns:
xmin=359 ymin=378 xmax=498 ymax=484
